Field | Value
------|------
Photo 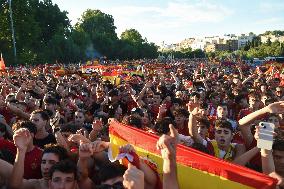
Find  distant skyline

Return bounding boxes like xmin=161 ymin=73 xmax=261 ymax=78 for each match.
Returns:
xmin=52 ymin=0 xmax=284 ymax=45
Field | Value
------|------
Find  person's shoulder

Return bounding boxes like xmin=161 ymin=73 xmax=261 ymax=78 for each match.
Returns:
xmin=23 ymin=178 xmax=43 ymax=189
xmin=34 ymin=146 xmax=43 ymax=153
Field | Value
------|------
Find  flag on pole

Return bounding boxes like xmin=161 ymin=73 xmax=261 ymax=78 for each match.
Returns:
xmin=0 ymin=53 xmax=6 ymax=71
xmin=108 ymin=120 xmax=277 ymax=189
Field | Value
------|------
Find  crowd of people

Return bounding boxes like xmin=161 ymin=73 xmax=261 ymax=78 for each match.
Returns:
xmin=0 ymin=59 xmax=283 ymax=189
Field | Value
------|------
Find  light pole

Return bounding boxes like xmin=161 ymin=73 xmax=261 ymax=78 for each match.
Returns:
xmin=8 ymin=0 xmax=17 ymax=62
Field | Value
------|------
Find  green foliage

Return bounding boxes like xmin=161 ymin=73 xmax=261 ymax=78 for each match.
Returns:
xmin=0 ymin=0 xmax=88 ymax=65
xmin=162 ymin=47 xmax=205 ymax=59
xmin=117 ymin=29 xmax=158 ymax=59
xmin=121 ymin=29 xmax=144 ymax=44
xmin=207 ymin=33 xmax=284 ymax=60
xmin=263 ymin=30 xmax=284 ymax=36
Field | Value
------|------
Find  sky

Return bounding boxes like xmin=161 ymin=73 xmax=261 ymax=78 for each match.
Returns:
xmin=52 ymin=0 xmax=284 ymax=45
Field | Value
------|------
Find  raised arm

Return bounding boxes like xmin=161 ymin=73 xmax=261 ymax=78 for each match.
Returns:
xmin=119 ymin=144 xmax=157 ymax=189
xmin=77 ymin=143 xmax=94 ymax=189
xmin=137 ymin=82 xmax=152 ymax=101
xmin=8 ymin=129 xmax=33 ymax=189
xmin=156 ymin=124 xmax=179 ymax=189
xmin=188 ymin=108 xmax=203 ymax=144
xmin=6 ymin=102 xmax=30 ymax=120
xmin=238 ymin=101 xmax=284 ymax=146
xmin=233 ymin=146 xmax=259 ymax=166
xmin=123 ymin=164 xmax=144 ymax=189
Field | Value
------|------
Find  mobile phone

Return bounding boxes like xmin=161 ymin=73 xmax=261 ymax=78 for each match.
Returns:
xmin=257 ymin=122 xmax=275 ymax=150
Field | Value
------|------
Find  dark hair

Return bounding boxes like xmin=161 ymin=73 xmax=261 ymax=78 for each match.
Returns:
xmin=0 ymin=148 xmax=15 ymax=164
xmin=97 ymin=163 xmax=126 ymax=183
xmin=12 ymin=120 xmax=37 ymax=135
xmin=235 ymin=94 xmax=247 ymax=104
xmin=49 ymin=160 xmax=77 ymax=180
xmin=200 ymin=102 xmax=208 ymax=109
xmin=248 ymin=92 xmax=259 ymax=99
xmin=44 ymin=97 xmax=58 ymax=105
xmin=43 ymin=109 xmax=53 ymax=118
xmin=26 ymin=90 xmax=41 ymax=99
xmin=43 ymin=144 xmax=69 ymax=161
xmin=60 ymin=124 xmax=78 ymax=134
xmin=190 ymin=92 xmax=200 ymax=99
xmin=123 ymin=115 xmax=142 ymax=129
xmin=154 ymin=117 xmax=175 ymax=135
xmin=172 ymin=98 xmax=183 ymax=105
xmin=215 ymin=119 xmax=233 ymax=133
xmin=32 ymin=109 xmax=50 ymax=121
xmin=273 ymin=140 xmax=284 ymax=151
xmin=0 ymin=122 xmax=6 ymax=133
xmin=216 ymin=102 xmax=228 ymax=108
xmin=197 ymin=118 xmax=210 ymax=129
xmin=173 ymin=108 xmax=189 ymax=118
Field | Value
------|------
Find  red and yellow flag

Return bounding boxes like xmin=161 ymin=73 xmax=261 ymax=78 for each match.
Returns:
xmin=108 ymin=120 xmax=276 ymax=189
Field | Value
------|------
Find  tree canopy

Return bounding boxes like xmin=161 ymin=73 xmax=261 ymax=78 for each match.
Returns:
xmin=0 ymin=2 xmax=159 ymax=65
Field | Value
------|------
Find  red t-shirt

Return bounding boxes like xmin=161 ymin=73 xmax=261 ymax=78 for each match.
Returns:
xmin=127 ymin=100 xmax=138 ymax=113
xmin=246 ymin=138 xmax=261 ymax=170
xmin=0 ymin=138 xmax=17 ymax=159
xmin=177 ymin=121 xmax=189 ymax=136
xmin=151 ymin=105 xmax=160 ymax=120
xmin=23 ymin=147 xmax=43 ymax=179
xmin=237 ymin=108 xmax=252 ymax=121
xmin=0 ymin=107 xmax=15 ymax=125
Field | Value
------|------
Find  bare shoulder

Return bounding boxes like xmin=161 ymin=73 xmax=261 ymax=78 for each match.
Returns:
xmin=23 ymin=179 xmax=47 ymax=189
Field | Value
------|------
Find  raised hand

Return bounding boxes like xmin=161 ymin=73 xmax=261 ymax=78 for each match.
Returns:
xmin=269 ymin=172 xmax=283 ymax=188
xmin=79 ymin=143 xmax=93 ymax=159
xmin=265 ymin=101 xmax=284 ymax=114
xmin=156 ymin=124 xmax=179 ymax=160
xmin=68 ymin=134 xmax=91 ymax=145
xmin=123 ymin=164 xmax=144 ymax=189
xmin=55 ymin=131 xmax=68 ymax=150
xmin=13 ymin=128 xmax=32 ymax=152
xmin=119 ymin=144 xmax=135 ymax=154
xmin=92 ymin=118 xmax=103 ymax=131
xmin=91 ymin=140 xmax=109 ymax=153
xmin=187 ymin=102 xmax=200 ymax=113
xmin=190 ymin=106 xmax=201 ymax=117
xmin=158 ymin=103 xmax=168 ymax=114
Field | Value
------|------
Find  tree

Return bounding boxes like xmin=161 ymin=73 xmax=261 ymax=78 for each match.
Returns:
xmin=117 ymin=29 xmax=158 ymax=60
xmin=0 ymin=0 xmax=82 ymax=65
xmin=75 ymin=9 xmax=118 ymax=59
xmin=266 ymin=38 xmax=272 ymax=46
xmin=121 ymin=29 xmax=144 ymax=44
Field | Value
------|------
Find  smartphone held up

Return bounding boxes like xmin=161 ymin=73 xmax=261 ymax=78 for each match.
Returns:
xmin=257 ymin=122 xmax=275 ymax=150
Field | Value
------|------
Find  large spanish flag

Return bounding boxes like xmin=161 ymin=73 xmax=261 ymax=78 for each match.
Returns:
xmin=108 ymin=120 xmax=276 ymax=189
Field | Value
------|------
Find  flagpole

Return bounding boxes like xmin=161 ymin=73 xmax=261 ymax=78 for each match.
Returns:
xmin=8 ymin=0 xmax=17 ymax=62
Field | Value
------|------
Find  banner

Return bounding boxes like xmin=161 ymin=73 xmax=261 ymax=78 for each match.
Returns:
xmin=108 ymin=120 xmax=276 ymax=189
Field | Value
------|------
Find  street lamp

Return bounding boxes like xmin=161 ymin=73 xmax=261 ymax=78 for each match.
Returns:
xmin=8 ymin=0 xmax=17 ymax=62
